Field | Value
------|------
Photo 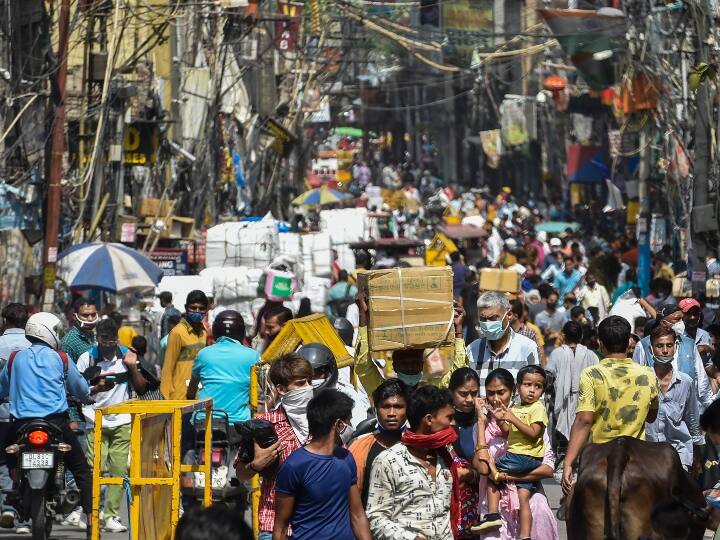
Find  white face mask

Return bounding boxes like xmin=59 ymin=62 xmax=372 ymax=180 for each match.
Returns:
xmin=337 ymin=421 xmax=354 ymax=447
xmin=671 ymin=321 xmax=686 ymax=337
xmin=279 ymin=385 xmax=313 ymax=443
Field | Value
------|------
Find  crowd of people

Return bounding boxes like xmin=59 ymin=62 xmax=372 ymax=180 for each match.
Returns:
xmin=4 ymin=183 xmax=720 ymax=539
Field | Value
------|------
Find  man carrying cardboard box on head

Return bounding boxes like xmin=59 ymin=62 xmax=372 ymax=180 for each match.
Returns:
xmin=353 ymin=268 xmax=468 ymax=395
xmin=467 ymin=290 xmax=540 ymax=394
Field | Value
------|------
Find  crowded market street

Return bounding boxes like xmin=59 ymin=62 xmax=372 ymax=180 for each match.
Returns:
xmin=5 ymin=0 xmax=720 ymax=539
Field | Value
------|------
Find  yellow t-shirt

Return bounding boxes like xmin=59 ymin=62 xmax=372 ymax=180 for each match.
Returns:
xmin=118 ymin=325 xmax=138 ymax=348
xmin=576 ymin=357 xmax=660 ymax=444
xmin=507 ymin=400 xmax=547 ymax=458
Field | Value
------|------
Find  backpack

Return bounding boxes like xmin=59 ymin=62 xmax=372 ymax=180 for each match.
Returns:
xmin=8 ymin=350 xmax=69 ymax=379
xmin=329 ymin=283 xmax=354 ymax=319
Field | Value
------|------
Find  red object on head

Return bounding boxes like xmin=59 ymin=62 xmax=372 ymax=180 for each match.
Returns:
xmin=679 ymin=298 xmax=701 ymax=312
xmin=543 ymin=74 xmax=567 ymax=92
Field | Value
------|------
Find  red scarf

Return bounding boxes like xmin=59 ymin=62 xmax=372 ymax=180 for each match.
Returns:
xmin=402 ymin=427 xmax=476 ymax=539
xmin=401 ymin=427 xmax=458 ymax=449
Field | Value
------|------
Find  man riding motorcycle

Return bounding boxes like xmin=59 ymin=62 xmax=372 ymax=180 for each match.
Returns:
xmin=0 ymin=312 xmax=107 ymax=537
xmin=187 ymin=310 xmax=260 ymax=443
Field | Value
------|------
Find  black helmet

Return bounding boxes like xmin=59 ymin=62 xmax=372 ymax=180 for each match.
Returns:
xmin=297 ymin=343 xmax=338 ymax=393
xmin=212 ymin=310 xmax=246 ymax=341
xmin=333 ymin=318 xmax=354 ymax=347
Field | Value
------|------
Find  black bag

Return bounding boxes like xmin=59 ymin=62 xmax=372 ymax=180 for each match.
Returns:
xmin=235 ymin=419 xmax=278 ymax=463
xmin=329 ymin=283 xmax=354 ymax=319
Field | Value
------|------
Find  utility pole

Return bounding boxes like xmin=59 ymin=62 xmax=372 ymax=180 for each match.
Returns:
xmin=42 ymin=0 xmax=70 ymax=310
xmin=690 ymin=11 xmax=714 ymax=295
xmin=637 ymin=125 xmax=651 ymax=297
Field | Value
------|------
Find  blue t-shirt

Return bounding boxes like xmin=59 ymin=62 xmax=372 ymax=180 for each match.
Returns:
xmin=274 ymin=446 xmax=357 ymax=540
xmin=191 ymin=337 xmax=259 ymax=424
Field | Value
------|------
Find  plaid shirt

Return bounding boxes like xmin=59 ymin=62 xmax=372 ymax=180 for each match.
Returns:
xmin=466 ymin=330 xmax=539 ymax=396
xmin=60 ymin=326 xmax=96 ymax=423
xmin=61 ymin=326 xmax=95 ymax=364
xmin=255 ymin=407 xmax=302 ymax=533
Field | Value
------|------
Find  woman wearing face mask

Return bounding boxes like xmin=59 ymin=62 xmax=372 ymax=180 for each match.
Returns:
xmin=349 ymin=379 xmax=410 ymax=507
xmin=645 ymin=326 xmax=703 ymax=472
xmin=235 ymin=353 xmax=313 ymax=540
xmin=471 ymin=369 xmax=558 ymax=540
xmin=632 ymin=304 xmax=714 ymax=410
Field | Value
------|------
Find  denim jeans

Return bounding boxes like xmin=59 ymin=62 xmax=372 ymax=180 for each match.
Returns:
xmin=495 ymin=451 xmax=543 ymax=492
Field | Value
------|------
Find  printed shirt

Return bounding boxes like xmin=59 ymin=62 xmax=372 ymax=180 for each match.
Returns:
xmin=507 ymin=400 xmax=548 ymax=458
xmin=366 ymin=443 xmax=453 ymax=540
xmin=576 ymin=357 xmax=660 ymax=444
xmin=159 ymin=318 xmax=206 ymax=400
xmin=467 ymin=330 xmax=539 ymax=396
xmin=255 ymin=407 xmax=303 ymax=533
xmin=645 ymin=370 xmax=702 ymax=468
xmin=355 ymin=326 xmax=468 ymax=396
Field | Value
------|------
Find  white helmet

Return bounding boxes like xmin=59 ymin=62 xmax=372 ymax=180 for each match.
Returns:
xmin=25 ymin=312 xmax=64 ymax=350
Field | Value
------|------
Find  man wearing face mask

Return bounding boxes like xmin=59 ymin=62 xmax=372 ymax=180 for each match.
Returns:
xmin=273 ymin=389 xmax=372 ymax=540
xmin=61 ymin=300 xmax=99 ymax=365
xmin=679 ymin=298 xmax=712 ymax=347
xmin=76 ymin=319 xmax=148 ymax=533
xmin=160 ymin=290 xmax=208 ymax=401
xmin=467 ymin=291 xmax=539 ymax=392
xmin=297 ymin=343 xmax=370 ymax=428
xmin=633 ymin=304 xmax=714 ymax=409
xmin=354 ymin=292 xmax=468 ymax=396
xmin=235 ymin=353 xmax=313 ymax=540
xmin=644 ymin=326 xmax=702 ymax=472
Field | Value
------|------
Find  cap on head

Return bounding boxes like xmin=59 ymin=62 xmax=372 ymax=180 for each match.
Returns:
xmin=678 ymin=298 xmax=701 ymax=313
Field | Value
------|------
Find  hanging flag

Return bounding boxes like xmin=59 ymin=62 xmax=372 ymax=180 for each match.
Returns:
xmin=275 ymin=1 xmax=303 ymax=52
xmin=233 ymin=151 xmax=245 ymax=188
xmin=539 ymin=8 xmax=627 ymax=90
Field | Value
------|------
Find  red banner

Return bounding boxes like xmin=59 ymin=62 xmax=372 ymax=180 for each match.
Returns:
xmin=275 ymin=1 xmax=303 ymax=52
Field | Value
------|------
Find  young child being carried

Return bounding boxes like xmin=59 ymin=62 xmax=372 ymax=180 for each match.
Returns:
xmin=473 ymin=365 xmax=548 ymax=540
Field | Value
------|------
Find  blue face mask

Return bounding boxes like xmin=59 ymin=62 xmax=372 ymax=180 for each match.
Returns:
xmin=396 ymin=371 xmax=423 ymax=387
xmin=186 ymin=312 xmax=204 ymax=324
xmin=477 ymin=313 xmax=508 ymax=341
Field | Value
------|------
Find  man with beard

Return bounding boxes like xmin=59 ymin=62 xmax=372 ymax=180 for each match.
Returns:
xmin=258 ymin=306 xmax=293 ymax=353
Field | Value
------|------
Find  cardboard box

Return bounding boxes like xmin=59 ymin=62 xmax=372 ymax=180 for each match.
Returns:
xmin=359 ymin=267 xmax=454 ymax=352
xmin=479 ymin=268 xmax=521 ymax=293
xmin=138 ymin=197 xmax=175 ymax=218
xmin=142 ymin=216 xmax=195 ymax=240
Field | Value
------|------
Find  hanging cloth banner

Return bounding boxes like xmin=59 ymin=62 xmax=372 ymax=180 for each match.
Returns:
xmin=275 ymin=1 xmax=303 ymax=52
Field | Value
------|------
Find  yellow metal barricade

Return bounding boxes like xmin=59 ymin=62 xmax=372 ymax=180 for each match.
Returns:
xmin=91 ymin=399 xmax=213 ymax=540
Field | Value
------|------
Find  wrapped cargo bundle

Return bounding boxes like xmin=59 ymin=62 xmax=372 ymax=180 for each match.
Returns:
xmin=319 ymin=208 xmax=369 ymax=245
xmin=206 ymin=215 xmax=278 ymax=268
xmin=301 ymin=232 xmax=333 ymax=277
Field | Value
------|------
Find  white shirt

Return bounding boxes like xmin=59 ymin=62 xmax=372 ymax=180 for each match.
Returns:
xmin=609 ymin=297 xmax=647 ymax=332
xmin=76 ymin=351 xmax=132 ymax=428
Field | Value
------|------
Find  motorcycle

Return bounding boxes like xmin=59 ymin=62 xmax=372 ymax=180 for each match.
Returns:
xmin=181 ymin=410 xmax=246 ymax=509
xmin=4 ymin=420 xmax=80 ymax=540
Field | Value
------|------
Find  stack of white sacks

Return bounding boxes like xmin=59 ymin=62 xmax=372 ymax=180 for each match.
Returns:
xmin=201 ymin=209 xmax=371 ymax=326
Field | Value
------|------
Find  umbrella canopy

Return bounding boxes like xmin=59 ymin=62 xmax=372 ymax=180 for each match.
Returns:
xmin=58 ymin=242 xmax=164 ymax=294
xmin=291 ymin=186 xmax=350 ymax=207
xmin=534 ymin=221 xmax=580 ymax=234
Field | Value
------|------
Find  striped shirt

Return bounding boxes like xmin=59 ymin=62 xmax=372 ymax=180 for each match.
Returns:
xmin=467 ymin=330 xmax=539 ymax=394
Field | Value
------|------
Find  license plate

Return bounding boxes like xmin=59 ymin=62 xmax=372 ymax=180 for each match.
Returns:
xmin=21 ymin=452 xmax=54 ymax=469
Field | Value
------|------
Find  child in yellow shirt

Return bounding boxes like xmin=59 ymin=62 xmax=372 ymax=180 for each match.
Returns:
xmin=474 ymin=365 xmax=548 ymax=540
